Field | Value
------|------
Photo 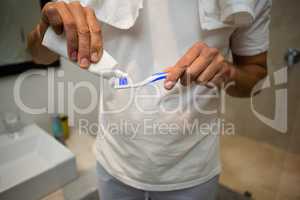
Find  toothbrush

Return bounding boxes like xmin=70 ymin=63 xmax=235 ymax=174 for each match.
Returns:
xmin=114 ymin=72 xmax=168 ymax=89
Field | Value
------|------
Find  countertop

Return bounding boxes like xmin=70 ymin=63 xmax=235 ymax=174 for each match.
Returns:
xmin=40 ymin=129 xmax=251 ymax=200
xmin=41 ymin=129 xmax=98 ymax=200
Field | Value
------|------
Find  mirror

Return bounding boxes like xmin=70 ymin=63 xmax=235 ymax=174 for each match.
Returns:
xmin=0 ymin=0 xmax=59 ymax=77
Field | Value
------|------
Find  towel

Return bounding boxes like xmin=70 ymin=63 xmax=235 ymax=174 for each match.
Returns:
xmin=64 ymin=0 xmax=143 ymax=29
xmin=63 ymin=0 xmax=255 ymax=30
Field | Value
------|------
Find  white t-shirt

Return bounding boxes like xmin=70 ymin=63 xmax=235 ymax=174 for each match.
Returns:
xmin=89 ymin=0 xmax=271 ymax=191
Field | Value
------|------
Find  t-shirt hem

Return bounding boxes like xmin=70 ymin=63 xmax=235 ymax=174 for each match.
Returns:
xmin=96 ymin=156 xmax=221 ymax=192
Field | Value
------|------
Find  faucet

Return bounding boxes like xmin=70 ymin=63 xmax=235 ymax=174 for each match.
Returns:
xmin=285 ymin=48 xmax=300 ymax=67
xmin=1 ymin=112 xmax=23 ymax=139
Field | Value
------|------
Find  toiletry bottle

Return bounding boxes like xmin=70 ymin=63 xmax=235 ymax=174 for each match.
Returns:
xmin=60 ymin=114 xmax=70 ymax=140
xmin=51 ymin=114 xmax=65 ymax=144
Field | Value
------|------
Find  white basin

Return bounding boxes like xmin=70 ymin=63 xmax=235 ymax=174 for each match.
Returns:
xmin=0 ymin=124 xmax=78 ymax=200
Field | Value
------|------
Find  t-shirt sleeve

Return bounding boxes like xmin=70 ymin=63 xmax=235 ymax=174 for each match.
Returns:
xmin=230 ymin=0 xmax=272 ymax=56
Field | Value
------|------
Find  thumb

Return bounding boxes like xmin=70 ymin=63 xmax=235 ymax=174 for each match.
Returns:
xmin=164 ymin=65 xmax=186 ymax=90
xmin=37 ymin=21 xmax=49 ymax=41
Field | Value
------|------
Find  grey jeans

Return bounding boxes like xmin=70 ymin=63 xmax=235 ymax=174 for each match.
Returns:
xmin=96 ymin=162 xmax=219 ymax=200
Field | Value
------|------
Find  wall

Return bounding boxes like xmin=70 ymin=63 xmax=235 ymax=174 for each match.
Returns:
xmin=0 ymin=59 xmax=101 ymax=133
xmin=225 ymin=0 xmax=300 ymax=153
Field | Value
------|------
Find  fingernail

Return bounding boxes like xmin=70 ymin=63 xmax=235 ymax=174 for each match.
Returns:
xmin=71 ymin=51 xmax=77 ymax=61
xmin=80 ymin=58 xmax=90 ymax=68
xmin=164 ymin=81 xmax=175 ymax=90
xmin=91 ymin=52 xmax=99 ymax=62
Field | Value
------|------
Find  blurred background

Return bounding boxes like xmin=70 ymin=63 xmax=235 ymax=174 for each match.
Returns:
xmin=0 ymin=0 xmax=299 ymax=200
xmin=221 ymin=0 xmax=300 ymax=199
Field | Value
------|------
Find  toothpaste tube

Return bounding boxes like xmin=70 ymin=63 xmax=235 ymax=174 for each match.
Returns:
xmin=42 ymin=27 xmax=127 ymax=79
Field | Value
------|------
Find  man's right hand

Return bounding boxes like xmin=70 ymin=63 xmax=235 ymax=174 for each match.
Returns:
xmin=27 ymin=1 xmax=103 ymax=68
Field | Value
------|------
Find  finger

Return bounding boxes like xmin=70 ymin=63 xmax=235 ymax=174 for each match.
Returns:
xmin=42 ymin=3 xmax=63 ymax=35
xmin=180 ymin=47 xmax=215 ymax=86
xmin=212 ymin=63 xmax=235 ymax=85
xmin=27 ymin=23 xmax=60 ymax=64
xmin=164 ymin=42 xmax=206 ymax=90
xmin=68 ymin=2 xmax=91 ymax=68
xmin=38 ymin=21 xmax=49 ymax=38
xmin=209 ymin=68 xmax=226 ymax=87
xmin=29 ymin=21 xmax=48 ymax=46
xmin=85 ymin=7 xmax=103 ymax=63
xmin=197 ymin=53 xmax=224 ymax=83
xmin=55 ymin=2 xmax=78 ymax=61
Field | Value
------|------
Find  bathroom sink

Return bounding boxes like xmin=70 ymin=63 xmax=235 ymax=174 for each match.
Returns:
xmin=0 ymin=124 xmax=77 ymax=200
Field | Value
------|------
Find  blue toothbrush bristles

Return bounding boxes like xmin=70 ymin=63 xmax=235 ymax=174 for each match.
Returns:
xmin=119 ymin=77 xmax=128 ymax=86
